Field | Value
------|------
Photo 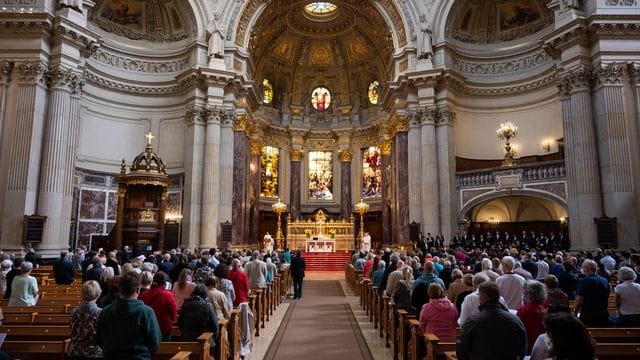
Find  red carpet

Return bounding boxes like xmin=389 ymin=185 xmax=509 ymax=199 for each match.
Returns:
xmin=301 ymin=251 xmax=353 ymax=272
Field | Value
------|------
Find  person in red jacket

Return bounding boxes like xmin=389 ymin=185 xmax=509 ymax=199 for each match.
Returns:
xmin=517 ymin=280 xmax=549 ymax=354
xmin=228 ymin=258 xmax=249 ymax=306
xmin=139 ymin=271 xmax=178 ymax=341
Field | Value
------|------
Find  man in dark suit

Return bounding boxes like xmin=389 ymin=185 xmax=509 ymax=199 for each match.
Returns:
xmin=53 ymin=250 xmax=75 ymax=285
xmin=290 ymin=250 xmax=306 ymax=300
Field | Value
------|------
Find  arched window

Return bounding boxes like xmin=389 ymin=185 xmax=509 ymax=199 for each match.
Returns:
xmin=311 ymin=86 xmax=331 ymax=111
xmin=368 ymin=80 xmax=380 ymax=105
xmin=262 ymin=79 xmax=274 ymax=105
xmin=304 ymin=2 xmax=337 ymax=16
xmin=260 ymin=146 xmax=279 ymax=197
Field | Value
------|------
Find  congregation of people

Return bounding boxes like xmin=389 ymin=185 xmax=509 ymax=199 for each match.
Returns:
xmin=354 ymin=230 xmax=640 ymax=360
xmin=0 ymin=245 xmax=301 ymax=359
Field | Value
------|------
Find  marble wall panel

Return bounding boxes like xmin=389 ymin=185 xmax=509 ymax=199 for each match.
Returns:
xmin=77 ymin=221 xmax=104 ymax=247
xmin=80 ymin=190 xmax=106 ymax=220
xmin=107 ymin=192 xmax=117 ymax=220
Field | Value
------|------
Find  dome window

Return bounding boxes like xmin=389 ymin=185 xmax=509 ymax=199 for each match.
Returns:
xmin=368 ymin=81 xmax=380 ymax=105
xmin=262 ymin=79 xmax=274 ymax=105
xmin=311 ymin=87 xmax=331 ymax=111
xmin=304 ymin=2 xmax=338 ymax=22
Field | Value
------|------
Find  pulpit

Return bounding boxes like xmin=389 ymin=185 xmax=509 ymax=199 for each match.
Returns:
xmin=113 ymin=133 xmax=170 ymax=252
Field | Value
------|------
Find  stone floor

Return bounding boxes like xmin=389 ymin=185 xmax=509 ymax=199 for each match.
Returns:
xmin=245 ymin=272 xmax=393 ymax=360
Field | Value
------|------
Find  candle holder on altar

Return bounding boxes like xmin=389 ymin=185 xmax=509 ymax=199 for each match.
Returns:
xmin=271 ymin=198 xmax=287 ymax=250
xmin=496 ymin=122 xmax=518 ymax=167
xmin=354 ymin=199 xmax=370 ymax=250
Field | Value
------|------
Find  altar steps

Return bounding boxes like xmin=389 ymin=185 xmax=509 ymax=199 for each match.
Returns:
xmin=302 ymin=251 xmax=353 ymax=272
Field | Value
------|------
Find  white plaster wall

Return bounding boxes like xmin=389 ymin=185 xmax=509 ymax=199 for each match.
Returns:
xmin=455 ymin=95 xmax=563 ymax=159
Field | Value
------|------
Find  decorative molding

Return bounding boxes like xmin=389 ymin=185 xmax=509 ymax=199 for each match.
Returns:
xmin=304 ymin=138 xmax=337 ymax=148
xmin=249 ymin=139 xmax=263 ymax=155
xmin=377 ymin=0 xmax=407 ymax=47
xmin=557 ymin=65 xmax=591 ymax=98
xmin=389 ymin=115 xmax=409 ymax=133
xmin=263 ymin=134 xmax=289 ymax=148
xmin=289 ymin=149 xmax=304 ymax=162
xmin=83 ymin=68 xmax=198 ymax=95
xmin=233 ymin=113 xmax=250 ymax=133
xmin=436 ymin=104 xmax=456 ymax=126
xmin=628 ymin=62 xmax=640 ymax=86
xmin=48 ymin=65 xmax=82 ymax=93
xmin=0 ymin=61 xmax=14 ymax=84
xmin=408 ymin=106 xmax=437 ymax=126
xmin=446 ymin=71 xmax=558 ymax=96
xmin=448 ymin=50 xmax=552 ymax=77
xmin=338 ymin=150 xmax=353 ymax=162
xmin=234 ymin=0 xmax=262 ymax=45
xmin=604 ymin=0 xmax=638 ymax=6
xmin=186 ymin=105 xmax=207 ymax=125
xmin=380 ymin=140 xmax=392 ymax=155
xmin=91 ymin=49 xmax=191 ymax=74
xmin=16 ymin=61 xmax=47 ymax=85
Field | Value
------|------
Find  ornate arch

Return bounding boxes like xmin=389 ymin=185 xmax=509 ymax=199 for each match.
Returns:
xmin=458 ymin=189 xmax=568 ymax=223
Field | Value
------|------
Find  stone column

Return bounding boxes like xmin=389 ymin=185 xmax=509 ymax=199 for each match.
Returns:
xmin=249 ymin=139 xmax=262 ymax=245
xmin=339 ymin=150 xmax=353 ymax=219
xmin=159 ymin=190 xmax=167 ymax=250
xmin=407 ymin=114 xmax=422 ymax=225
xmin=420 ymin=107 xmax=440 ymax=235
xmin=200 ymin=107 xmax=223 ymax=249
xmin=289 ymin=150 xmax=303 ymax=220
xmin=558 ymin=66 xmax=603 ymax=249
xmin=36 ymin=66 xmax=82 ymax=256
xmin=182 ymin=105 xmax=207 ymax=249
xmin=1 ymin=62 xmax=48 ymax=250
xmin=232 ymin=116 xmax=249 ymax=244
xmin=0 ymin=62 xmax=12 ymax=156
xmin=591 ymin=63 xmax=639 ymax=249
xmin=395 ymin=131 xmax=410 ymax=244
xmin=219 ymin=114 xmax=235 ymax=231
xmin=628 ymin=63 xmax=640 ymax=240
xmin=381 ymin=141 xmax=392 ymax=244
xmin=436 ymin=105 xmax=457 ymax=242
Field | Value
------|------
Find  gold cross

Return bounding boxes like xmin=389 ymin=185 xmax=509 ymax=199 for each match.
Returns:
xmin=145 ymin=131 xmax=155 ymax=145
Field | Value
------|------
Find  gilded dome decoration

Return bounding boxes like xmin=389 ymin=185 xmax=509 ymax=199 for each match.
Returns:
xmin=129 ymin=133 xmax=167 ymax=176
xmin=446 ymin=0 xmax=553 ymax=44
xmin=91 ymin=0 xmax=196 ymax=42
xmin=304 ymin=2 xmax=339 ymax=22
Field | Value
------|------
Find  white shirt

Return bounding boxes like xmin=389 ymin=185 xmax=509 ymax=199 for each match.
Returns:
xmin=529 ymin=333 xmax=552 ymax=360
xmin=535 ymin=260 xmax=549 ymax=280
xmin=457 ymin=290 xmax=507 ymax=326
xmin=600 ymin=256 xmax=616 ymax=272
xmin=496 ymin=272 xmax=526 ymax=310
xmin=615 ymin=281 xmax=640 ymax=315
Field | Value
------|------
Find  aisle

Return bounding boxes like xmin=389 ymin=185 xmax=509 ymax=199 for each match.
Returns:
xmin=262 ymin=280 xmax=374 ymax=360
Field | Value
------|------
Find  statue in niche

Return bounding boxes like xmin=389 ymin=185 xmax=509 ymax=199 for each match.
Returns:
xmin=418 ymin=15 xmax=433 ymax=59
xmin=207 ymin=14 xmax=225 ymax=61
xmin=350 ymin=92 xmax=361 ymax=115
xmin=59 ymin=0 xmax=83 ymax=11
xmin=561 ymin=0 xmax=581 ymax=11
xmin=302 ymin=94 xmax=311 ymax=115
xmin=280 ymin=93 xmax=291 ymax=114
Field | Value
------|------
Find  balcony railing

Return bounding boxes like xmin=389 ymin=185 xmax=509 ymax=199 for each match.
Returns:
xmin=456 ymin=160 xmax=566 ymax=188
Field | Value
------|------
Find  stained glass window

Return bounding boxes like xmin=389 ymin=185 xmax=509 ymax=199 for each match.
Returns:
xmin=362 ymin=147 xmax=382 ymax=198
xmin=311 ymin=86 xmax=331 ymax=111
xmin=368 ymin=80 xmax=380 ymax=105
xmin=308 ymin=151 xmax=333 ymax=200
xmin=262 ymin=79 xmax=273 ymax=104
xmin=260 ymin=146 xmax=279 ymax=198
xmin=304 ymin=2 xmax=337 ymax=16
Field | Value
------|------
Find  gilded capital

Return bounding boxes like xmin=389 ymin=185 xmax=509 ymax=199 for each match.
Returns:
xmin=338 ymin=150 xmax=353 ymax=162
xmin=233 ymin=114 xmax=249 ymax=133
xmin=391 ymin=115 xmax=409 ymax=133
xmin=380 ymin=140 xmax=392 ymax=155
xmin=249 ymin=140 xmax=263 ymax=155
xmin=290 ymin=149 xmax=304 ymax=162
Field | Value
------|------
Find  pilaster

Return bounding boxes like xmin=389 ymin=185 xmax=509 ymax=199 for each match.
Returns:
xmin=1 ymin=61 xmax=48 ymax=249
xmin=592 ymin=63 xmax=639 ymax=249
xmin=200 ymin=106 xmax=225 ymax=249
xmin=435 ymin=104 xmax=456 ymax=243
xmin=418 ymin=107 xmax=439 ymax=236
xmin=182 ymin=105 xmax=207 ymax=249
xmin=249 ymin=139 xmax=262 ymax=245
xmin=232 ymin=115 xmax=250 ymax=244
xmin=338 ymin=150 xmax=353 ymax=219
xmin=289 ymin=149 xmax=303 ymax=220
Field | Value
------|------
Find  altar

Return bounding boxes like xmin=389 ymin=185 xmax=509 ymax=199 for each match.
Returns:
xmin=286 ymin=209 xmax=355 ymax=252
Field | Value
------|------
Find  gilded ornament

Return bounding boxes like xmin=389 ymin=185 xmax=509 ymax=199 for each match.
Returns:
xmin=290 ymin=149 xmax=304 ymax=162
xmin=250 ymin=140 xmax=263 ymax=155
xmin=234 ymin=114 xmax=249 ymax=133
xmin=338 ymin=150 xmax=353 ymax=162
xmin=380 ymin=140 xmax=392 ymax=155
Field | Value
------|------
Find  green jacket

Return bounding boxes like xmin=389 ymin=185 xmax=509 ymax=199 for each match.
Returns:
xmin=96 ymin=297 xmax=162 ymax=359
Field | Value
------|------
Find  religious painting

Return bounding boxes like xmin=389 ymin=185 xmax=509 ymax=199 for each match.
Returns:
xmin=362 ymin=147 xmax=382 ymax=198
xmin=311 ymin=87 xmax=331 ymax=111
xmin=101 ymin=0 xmax=144 ymax=29
xmin=260 ymin=146 xmax=279 ymax=198
xmin=262 ymin=79 xmax=274 ymax=105
xmin=309 ymin=43 xmax=333 ymax=66
xmin=368 ymin=81 xmax=380 ymax=105
xmin=274 ymin=38 xmax=296 ymax=64
xmin=308 ymin=151 xmax=334 ymax=200
xmin=499 ymin=1 xmax=542 ymax=31
xmin=347 ymin=36 xmax=368 ymax=62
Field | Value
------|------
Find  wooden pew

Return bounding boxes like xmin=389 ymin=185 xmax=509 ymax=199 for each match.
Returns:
xmin=389 ymin=304 xmax=399 ymax=360
xmin=382 ymin=294 xmax=390 ymax=345
xmin=596 ymin=343 xmax=640 ymax=359
xmin=2 ymin=338 xmax=70 ymax=359
xmin=0 ymin=325 xmax=70 ymax=340
xmin=227 ymin=309 xmax=241 ymax=360
xmin=170 ymin=351 xmax=192 ymax=360
xmin=424 ymin=333 xmax=456 ymax=360
xmin=589 ymin=328 xmax=640 ymax=343
xmin=397 ymin=309 xmax=415 ymax=360
xmin=156 ymin=332 xmax=213 ymax=360
xmin=2 ymin=305 xmax=71 ymax=314
xmin=408 ymin=319 xmax=425 ymax=360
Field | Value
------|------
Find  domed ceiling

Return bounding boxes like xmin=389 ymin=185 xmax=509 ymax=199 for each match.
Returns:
xmin=446 ymin=0 xmax=553 ymax=44
xmin=90 ymin=0 xmax=196 ymax=42
xmin=249 ymin=1 xmax=393 ymax=108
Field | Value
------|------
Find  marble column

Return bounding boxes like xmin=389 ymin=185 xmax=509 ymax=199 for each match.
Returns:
xmin=37 ymin=66 xmax=82 ymax=256
xmin=420 ymin=107 xmax=440 ymax=235
xmin=289 ymin=150 xmax=303 ymax=220
xmin=219 ymin=116 xmax=235 ymax=231
xmin=200 ymin=107 xmax=223 ymax=249
xmin=1 ymin=62 xmax=48 ymax=250
xmin=559 ymin=66 xmax=603 ymax=249
xmin=436 ymin=105 xmax=457 ymax=243
xmin=249 ymin=140 xmax=262 ymax=245
xmin=407 ymin=115 xmax=422 ymax=225
xmin=591 ymin=63 xmax=639 ymax=249
xmin=232 ymin=116 xmax=249 ymax=244
xmin=381 ymin=142 xmax=392 ymax=244
xmin=339 ymin=150 xmax=353 ymax=219
xmin=395 ymin=131 xmax=410 ymax=244
xmin=182 ymin=105 xmax=207 ymax=249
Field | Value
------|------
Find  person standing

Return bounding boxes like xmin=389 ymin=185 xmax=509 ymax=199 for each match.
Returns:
xmin=53 ymin=250 xmax=75 ymax=285
xmin=139 ymin=272 xmax=178 ymax=341
xmin=8 ymin=261 xmax=39 ymax=306
xmin=244 ymin=250 xmax=267 ymax=290
xmin=96 ymin=272 xmax=161 ymax=359
xmin=573 ymin=259 xmax=610 ymax=327
xmin=68 ymin=280 xmax=103 ymax=360
xmin=228 ymin=259 xmax=249 ymax=306
xmin=290 ymin=250 xmax=306 ymax=300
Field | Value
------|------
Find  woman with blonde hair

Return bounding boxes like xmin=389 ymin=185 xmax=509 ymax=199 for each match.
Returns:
xmin=392 ymin=265 xmax=415 ymax=313
xmin=172 ymin=268 xmax=196 ymax=310
xmin=68 ymin=280 xmax=103 ymax=359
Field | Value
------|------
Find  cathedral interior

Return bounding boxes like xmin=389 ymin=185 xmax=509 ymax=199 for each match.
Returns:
xmin=0 ymin=0 xmax=639 ymax=257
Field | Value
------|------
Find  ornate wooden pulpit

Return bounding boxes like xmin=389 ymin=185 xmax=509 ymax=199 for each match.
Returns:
xmin=113 ymin=133 xmax=169 ymax=252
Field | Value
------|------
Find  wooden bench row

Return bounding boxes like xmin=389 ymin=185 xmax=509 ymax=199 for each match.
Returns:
xmin=345 ymin=263 xmax=640 ymax=360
